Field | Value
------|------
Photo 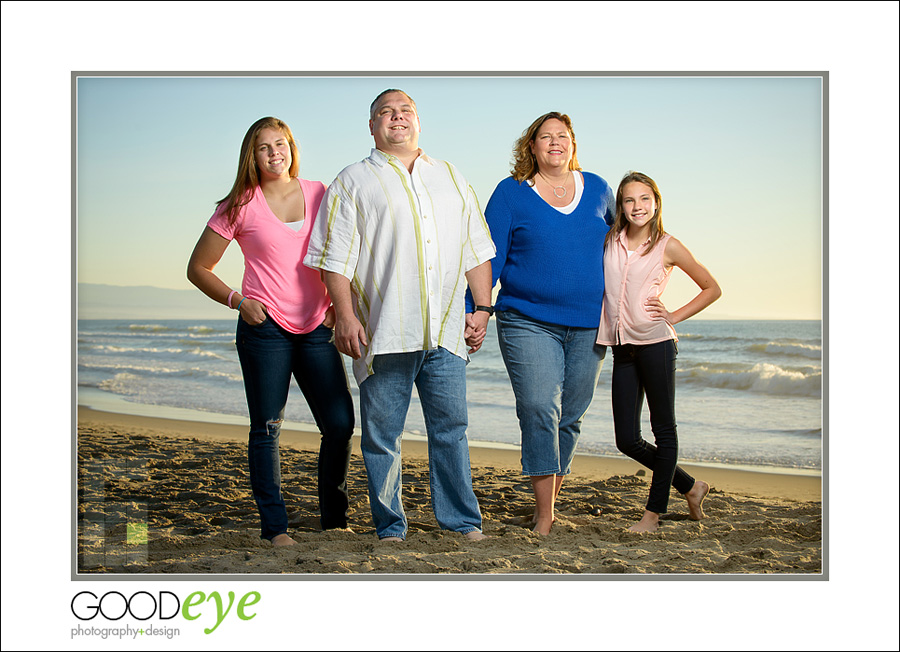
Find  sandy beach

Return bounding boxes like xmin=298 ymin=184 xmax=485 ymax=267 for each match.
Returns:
xmin=77 ymin=406 xmax=822 ymax=575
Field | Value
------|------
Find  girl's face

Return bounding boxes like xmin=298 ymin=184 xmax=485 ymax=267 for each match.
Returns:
xmin=620 ymin=181 xmax=657 ymax=230
xmin=254 ymin=127 xmax=292 ymax=179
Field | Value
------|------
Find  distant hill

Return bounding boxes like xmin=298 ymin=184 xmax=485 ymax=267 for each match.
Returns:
xmin=77 ymin=284 xmax=234 ymax=319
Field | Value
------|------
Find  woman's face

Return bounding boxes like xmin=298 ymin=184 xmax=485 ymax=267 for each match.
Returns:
xmin=253 ymin=127 xmax=292 ymax=179
xmin=529 ymin=118 xmax=573 ymax=175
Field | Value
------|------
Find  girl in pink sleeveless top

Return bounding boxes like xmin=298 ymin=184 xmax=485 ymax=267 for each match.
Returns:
xmin=597 ymin=172 xmax=722 ymax=533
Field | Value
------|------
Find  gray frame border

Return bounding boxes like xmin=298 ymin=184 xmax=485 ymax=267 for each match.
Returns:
xmin=71 ymin=70 xmax=828 ymax=582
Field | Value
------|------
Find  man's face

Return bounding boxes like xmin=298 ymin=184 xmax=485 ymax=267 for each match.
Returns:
xmin=369 ymin=92 xmax=421 ymax=152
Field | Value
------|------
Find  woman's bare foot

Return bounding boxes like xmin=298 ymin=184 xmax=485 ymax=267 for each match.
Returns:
xmin=379 ymin=536 xmax=404 ymax=542
xmin=627 ymin=510 xmax=660 ymax=533
xmin=271 ymin=533 xmax=297 ymax=547
xmin=530 ymin=514 xmax=557 ymax=526
xmin=465 ymin=530 xmax=488 ymax=541
xmin=532 ymin=516 xmax=554 ymax=536
xmin=685 ymin=480 xmax=710 ymax=520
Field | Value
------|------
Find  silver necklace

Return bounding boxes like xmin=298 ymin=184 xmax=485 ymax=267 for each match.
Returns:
xmin=538 ymin=170 xmax=570 ymax=198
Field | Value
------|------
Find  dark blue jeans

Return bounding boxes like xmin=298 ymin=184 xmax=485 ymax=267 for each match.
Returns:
xmin=611 ymin=340 xmax=695 ymax=514
xmin=236 ymin=317 xmax=354 ymax=538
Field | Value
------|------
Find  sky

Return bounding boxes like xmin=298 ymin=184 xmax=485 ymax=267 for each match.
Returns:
xmin=2 ymin=2 xmax=899 ymax=651
xmin=76 ymin=74 xmax=822 ymax=319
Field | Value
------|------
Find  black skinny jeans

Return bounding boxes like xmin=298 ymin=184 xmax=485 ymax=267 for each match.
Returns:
xmin=611 ymin=339 xmax=695 ymax=514
xmin=236 ymin=317 xmax=355 ymax=537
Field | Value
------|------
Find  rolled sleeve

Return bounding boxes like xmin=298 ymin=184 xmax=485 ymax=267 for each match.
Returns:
xmin=464 ymin=184 xmax=496 ymax=270
xmin=304 ymin=182 xmax=360 ymax=279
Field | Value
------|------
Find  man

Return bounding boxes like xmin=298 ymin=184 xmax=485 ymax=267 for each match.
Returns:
xmin=304 ymin=89 xmax=495 ymax=541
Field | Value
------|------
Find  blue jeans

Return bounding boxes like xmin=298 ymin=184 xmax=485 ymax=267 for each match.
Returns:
xmin=235 ymin=317 xmax=355 ymax=539
xmin=611 ymin=340 xmax=695 ymax=514
xmin=358 ymin=347 xmax=482 ymax=540
xmin=495 ymin=310 xmax=607 ymax=476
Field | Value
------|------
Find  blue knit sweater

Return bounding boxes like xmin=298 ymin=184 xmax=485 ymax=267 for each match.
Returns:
xmin=468 ymin=172 xmax=614 ymax=328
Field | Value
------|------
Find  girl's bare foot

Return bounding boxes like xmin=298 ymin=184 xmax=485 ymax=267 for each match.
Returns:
xmin=465 ymin=531 xmax=488 ymax=541
xmin=627 ymin=510 xmax=660 ymax=533
xmin=271 ymin=533 xmax=297 ymax=546
xmin=685 ymin=480 xmax=710 ymax=520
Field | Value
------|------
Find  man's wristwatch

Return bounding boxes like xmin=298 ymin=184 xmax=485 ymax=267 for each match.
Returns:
xmin=474 ymin=305 xmax=494 ymax=316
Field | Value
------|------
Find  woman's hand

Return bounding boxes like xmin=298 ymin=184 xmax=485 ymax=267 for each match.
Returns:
xmin=239 ymin=298 xmax=268 ymax=325
xmin=322 ymin=305 xmax=336 ymax=329
xmin=644 ymin=297 xmax=671 ymax=323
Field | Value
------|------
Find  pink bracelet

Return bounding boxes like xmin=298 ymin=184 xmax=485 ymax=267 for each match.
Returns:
xmin=226 ymin=290 xmax=237 ymax=309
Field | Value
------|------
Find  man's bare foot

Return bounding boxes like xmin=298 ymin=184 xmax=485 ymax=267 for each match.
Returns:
xmin=379 ymin=536 xmax=404 ymax=542
xmin=464 ymin=530 xmax=488 ymax=541
xmin=271 ymin=533 xmax=297 ymax=546
xmin=627 ymin=510 xmax=660 ymax=533
xmin=685 ymin=480 xmax=710 ymax=520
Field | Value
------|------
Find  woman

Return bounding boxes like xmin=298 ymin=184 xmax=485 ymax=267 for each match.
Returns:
xmin=471 ymin=112 xmax=614 ymax=534
xmin=187 ymin=117 xmax=354 ymax=546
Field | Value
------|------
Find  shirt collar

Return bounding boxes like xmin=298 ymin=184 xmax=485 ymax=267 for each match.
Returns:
xmin=616 ymin=228 xmax=652 ymax=250
xmin=368 ymin=147 xmax=431 ymax=167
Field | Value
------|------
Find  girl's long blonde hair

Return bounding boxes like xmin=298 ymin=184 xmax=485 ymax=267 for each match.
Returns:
xmin=605 ymin=171 xmax=665 ymax=255
xmin=217 ymin=117 xmax=300 ymax=225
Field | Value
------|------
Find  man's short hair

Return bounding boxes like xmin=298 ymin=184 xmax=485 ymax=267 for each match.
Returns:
xmin=369 ymin=89 xmax=417 ymax=119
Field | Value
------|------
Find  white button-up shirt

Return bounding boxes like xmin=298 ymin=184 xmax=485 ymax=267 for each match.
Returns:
xmin=304 ymin=149 xmax=495 ymax=385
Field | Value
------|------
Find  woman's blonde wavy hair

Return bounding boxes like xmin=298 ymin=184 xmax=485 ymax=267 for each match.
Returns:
xmin=217 ymin=117 xmax=300 ymax=225
xmin=511 ymin=111 xmax=581 ymax=182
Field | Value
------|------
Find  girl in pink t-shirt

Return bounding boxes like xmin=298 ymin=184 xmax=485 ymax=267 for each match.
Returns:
xmin=187 ymin=117 xmax=354 ymax=545
xmin=597 ymin=171 xmax=722 ymax=533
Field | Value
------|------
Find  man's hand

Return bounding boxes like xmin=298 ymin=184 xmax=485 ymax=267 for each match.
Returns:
xmin=465 ymin=311 xmax=490 ymax=354
xmin=322 ymin=270 xmax=367 ymax=359
xmin=333 ymin=313 xmax=368 ymax=359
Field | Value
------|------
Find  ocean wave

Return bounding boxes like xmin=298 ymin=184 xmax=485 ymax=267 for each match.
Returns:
xmin=680 ymin=362 xmax=821 ymax=397
xmin=776 ymin=428 xmax=823 ymax=438
xmin=127 ymin=324 xmax=173 ymax=332
xmin=82 ymin=362 xmax=243 ymax=384
xmin=82 ymin=344 xmax=233 ymax=362
xmin=748 ymin=341 xmax=822 ymax=360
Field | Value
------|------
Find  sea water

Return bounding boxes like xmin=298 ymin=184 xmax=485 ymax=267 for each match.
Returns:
xmin=76 ymin=319 xmax=823 ymax=473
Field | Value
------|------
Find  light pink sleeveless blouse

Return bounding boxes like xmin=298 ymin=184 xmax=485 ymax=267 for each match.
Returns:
xmin=596 ymin=231 xmax=677 ymax=346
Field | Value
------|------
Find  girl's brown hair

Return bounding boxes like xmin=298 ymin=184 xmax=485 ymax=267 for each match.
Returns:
xmin=217 ymin=117 xmax=300 ymax=225
xmin=605 ymin=171 xmax=665 ymax=255
xmin=510 ymin=111 xmax=581 ymax=182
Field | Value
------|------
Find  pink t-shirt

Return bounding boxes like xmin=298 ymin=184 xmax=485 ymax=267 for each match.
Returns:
xmin=597 ymin=231 xmax=678 ymax=346
xmin=207 ymin=178 xmax=330 ymax=334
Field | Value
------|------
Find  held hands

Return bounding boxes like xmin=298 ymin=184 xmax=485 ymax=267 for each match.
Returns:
xmin=465 ymin=311 xmax=490 ymax=354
